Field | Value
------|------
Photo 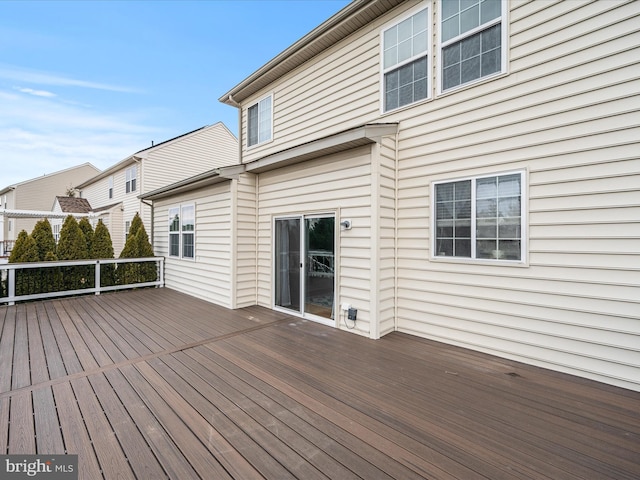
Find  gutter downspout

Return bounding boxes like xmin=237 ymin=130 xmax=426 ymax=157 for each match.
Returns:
xmin=227 ymin=94 xmax=243 ymax=166
xmin=140 ymin=199 xmax=154 ymax=249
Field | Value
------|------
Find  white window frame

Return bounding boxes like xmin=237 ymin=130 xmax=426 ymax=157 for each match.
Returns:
xmin=168 ymin=204 xmax=195 ymax=260
xmin=168 ymin=207 xmax=180 ymax=258
xmin=431 ymin=170 xmax=526 ymax=264
xmin=108 ymin=176 xmax=113 ymax=199
xmin=380 ymin=2 xmax=431 ymax=113
xmin=125 ymin=220 xmax=131 ymax=242
xmin=125 ymin=166 xmax=137 ymax=194
xmin=246 ymin=93 xmax=273 ymax=148
xmin=437 ymin=0 xmax=508 ymax=94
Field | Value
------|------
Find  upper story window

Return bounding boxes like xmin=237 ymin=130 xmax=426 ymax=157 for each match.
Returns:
xmin=433 ymin=171 xmax=524 ymax=262
xmin=108 ymin=176 xmax=113 ymax=199
xmin=382 ymin=5 xmax=429 ymax=112
xmin=440 ymin=0 xmax=505 ymax=92
xmin=125 ymin=166 xmax=137 ymax=194
xmin=247 ymin=94 xmax=272 ymax=147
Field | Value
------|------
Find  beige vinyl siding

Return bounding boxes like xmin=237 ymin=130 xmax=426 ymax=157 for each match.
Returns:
xmin=80 ymin=176 xmax=112 ymax=214
xmin=153 ymin=182 xmax=233 ymax=308
xmin=143 ymin=123 xmax=239 ymax=193
xmin=10 ymin=163 xmax=99 ymax=238
xmin=234 ymin=173 xmax=258 ymax=308
xmin=257 ymin=146 xmax=379 ymax=337
xmin=394 ymin=0 xmax=640 ymax=390
xmin=376 ymin=137 xmax=398 ymax=338
xmin=241 ymin=2 xmax=420 ymax=164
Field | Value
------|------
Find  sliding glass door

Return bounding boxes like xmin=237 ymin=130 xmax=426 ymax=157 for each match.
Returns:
xmin=275 ymin=217 xmax=301 ymax=313
xmin=274 ymin=215 xmax=335 ymax=323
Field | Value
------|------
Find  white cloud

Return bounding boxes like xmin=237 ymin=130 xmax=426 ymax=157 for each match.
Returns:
xmin=14 ymin=86 xmax=56 ymax=97
xmin=0 ymin=88 xmax=167 ymax=187
xmin=0 ymin=63 xmax=141 ymax=93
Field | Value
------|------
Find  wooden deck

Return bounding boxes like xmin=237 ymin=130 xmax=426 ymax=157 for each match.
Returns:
xmin=1 ymin=288 xmax=638 ymax=479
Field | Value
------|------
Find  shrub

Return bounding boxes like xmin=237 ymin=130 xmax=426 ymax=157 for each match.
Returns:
xmin=57 ymin=215 xmax=92 ymax=290
xmin=9 ymin=230 xmax=40 ymax=295
xmin=78 ymin=218 xmax=94 ymax=255
xmin=91 ymin=220 xmax=116 ymax=287
xmin=119 ymin=213 xmax=156 ymax=284
xmin=31 ymin=219 xmax=57 ymax=261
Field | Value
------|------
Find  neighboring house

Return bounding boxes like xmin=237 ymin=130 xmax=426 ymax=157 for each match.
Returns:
xmin=76 ymin=123 xmax=238 ymax=255
xmin=0 ymin=163 xmax=100 ymax=243
xmin=143 ymin=0 xmax=640 ymax=391
xmin=51 ymin=196 xmax=93 ymax=242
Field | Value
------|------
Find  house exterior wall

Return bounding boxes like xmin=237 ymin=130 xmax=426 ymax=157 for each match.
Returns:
xmin=4 ymin=163 xmax=99 ymax=239
xmin=228 ymin=0 xmax=640 ymax=390
xmin=142 ymin=123 xmax=238 ymax=193
xmin=80 ymin=166 xmax=135 ymax=256
xmin=391 ymin=0 xmax=640 ymax=390
xmin=152 ymin=182 xmax=234 ymax=308
xmin=79 ymin=123 xmax=239 ymax=256
xmin=256 ymin=146 xmax=385 ymax=337
xmin=234 ymin=173 xmax=258 ymax=308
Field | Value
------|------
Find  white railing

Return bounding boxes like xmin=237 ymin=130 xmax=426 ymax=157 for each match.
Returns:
xmin=307 ymin=250 xmax=334 ymax=278
xmin=0 ymin=240 xmax=14 ymax=257
xmin=0 ymin=257 xmax=164 ymax=306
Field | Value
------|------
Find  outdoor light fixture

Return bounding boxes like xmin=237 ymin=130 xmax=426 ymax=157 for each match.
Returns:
xmin=340 ymin=219 xmax=352 ymax=230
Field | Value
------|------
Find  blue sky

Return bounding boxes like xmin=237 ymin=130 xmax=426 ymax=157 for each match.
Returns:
xmin=0 ymin=0 xmax=350 ymax=187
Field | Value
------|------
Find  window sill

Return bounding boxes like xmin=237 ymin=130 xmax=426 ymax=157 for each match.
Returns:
xmin=430 ymin=255 xmax=528 ymax=267
xmin=437 ymin=69 xmax=508 ymax=98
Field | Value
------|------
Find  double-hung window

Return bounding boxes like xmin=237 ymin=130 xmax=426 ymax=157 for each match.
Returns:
xmin=125 ymin=166 xmax=137 ymax=194
xmin=168 ymin=204 xmax=195 ymax=260
xmin=181 ymin=205 xmax=195 ymax=259
xmin=434 ymin=171 xmax=524 ymax=261
xmin=247 ymin=94 xmax=272 ymax=147
xmin=108 ymin=176 xmax=113 ymax=199
xmin=168 ymin=207 xmax=180 ymax=257
xmin=382 ymin=5 xmax=429 ymax=112
xmin=440 ymin=0 xmax=505 ymax=92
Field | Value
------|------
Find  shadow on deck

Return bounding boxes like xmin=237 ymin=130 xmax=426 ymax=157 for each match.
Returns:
xmin=1 ymin=288 xmax=638 ymax=479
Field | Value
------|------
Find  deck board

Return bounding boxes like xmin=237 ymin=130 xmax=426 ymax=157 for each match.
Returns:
xmin=33 ymin=387 xmax=65 ymax=454
xmin=0 ymin=288 xmax=638 ymax=479
xmin=8 ymin=391 xmax=34 ymax=454
xmin=0 ymin=306 xmax=16 ymax=393
xmin=35 ymin=302 xmax=67 ymax=380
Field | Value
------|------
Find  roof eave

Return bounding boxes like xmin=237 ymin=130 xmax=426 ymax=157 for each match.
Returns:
xmin=219 ymin=0 xmax=404 ymax=105
xmin=139 ymin=164 xmax=245 ymax=201
xmin=245 ymin=122 xmax=399 ymax=174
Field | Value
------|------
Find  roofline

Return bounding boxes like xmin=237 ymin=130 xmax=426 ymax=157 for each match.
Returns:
xmin=244 ymin=123 xmax=399 ymax=173
xmin=0 ymin=208 xmax=94 ymax=219
xmin=140 ymin=123 xmax=398 ymax=198
xmin=219 ymin=0 xmax=391 ymax=105
xmin=0 ymin=162 xmax=100 ymax=193
xmin=76 ymin=123 xmax=229 ymax=189
xmin=139 ymin=164 xmax=245 ymax=201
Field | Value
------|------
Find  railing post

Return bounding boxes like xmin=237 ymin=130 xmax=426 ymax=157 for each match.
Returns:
xmin=8 ymin=268 xmax=15 ymax=306
xmin=157 ymin=257 xmax=164 ymax=288
xmin=95 ymin=260 xmax=101 ymax=296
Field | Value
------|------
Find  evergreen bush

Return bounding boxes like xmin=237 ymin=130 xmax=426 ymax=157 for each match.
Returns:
xmin=31 ymin=219 xmax=57 ymax=261
xmin=9 ymin=230 xmax=40 ymax=295
xmin=91 ymin=219 xmax=116 ymax=287
xmin=78 ymin=218 xmax=94 ymax=256
xmin=57 ymin=215 xmax=92 ymax=291
xmin=119 ymin=213 xmax=156 ymax=284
